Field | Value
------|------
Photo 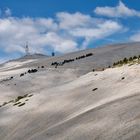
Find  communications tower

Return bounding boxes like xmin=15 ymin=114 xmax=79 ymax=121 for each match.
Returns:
xmin=25 ymin=42 xmax=30 ymax=55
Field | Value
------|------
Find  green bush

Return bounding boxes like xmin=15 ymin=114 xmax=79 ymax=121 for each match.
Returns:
xmin=123 ymin=58 xmax=128 ymax=63
xmin=129 ymin=57 xmax=133 ymax=61
xmin=15 ymin=94 xmax=29 ymax=102
xmin=133 ymin=56 xmax=137 ymax=59
xmin=119 ymin=60 xmax=123 ymax=65
xmin=113 ymin=63 xmax=116 ymax=66
xmin=15 ymin=96 xmax=24 ymax=102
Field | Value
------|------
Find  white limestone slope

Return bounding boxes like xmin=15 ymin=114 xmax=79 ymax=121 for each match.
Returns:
xmin=0 ymin=61 xmax=140 ymax=140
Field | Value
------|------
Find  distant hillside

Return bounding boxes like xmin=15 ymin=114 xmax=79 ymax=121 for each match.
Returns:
xmin=17 ymin=53 xmax=49 ymax=60
xmin=47 ymin=42 xmax=140 ymax=71
xmin=22 ymin=42 xmax=140 ymax=72
xmin=2 ymin=42 xmax=140 ymax=73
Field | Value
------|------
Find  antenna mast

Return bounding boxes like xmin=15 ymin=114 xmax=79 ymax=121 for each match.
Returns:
xmin=25 ymin=42 xmax=30 ymax=55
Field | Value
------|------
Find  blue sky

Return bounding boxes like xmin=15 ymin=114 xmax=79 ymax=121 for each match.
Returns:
xmin=0 ymin=0 xmax=139 ymax=17
xmin=0 ymin=0 xmax=140 ymax=62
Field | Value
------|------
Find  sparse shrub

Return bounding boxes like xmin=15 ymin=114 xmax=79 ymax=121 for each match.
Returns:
xmin=2 ymin=102 xmax=8 ymax=106
xmin=51 ymin=53 xmax=93 ymax=67
xmin=51 ymin=62 xmax=58 ymax=66
xmin=86 ymin=53 xmax=93 ymax=57
xmin=13 ymin=102 xmax=21 ymax=106
xmin=8 ymin=100 xmax=14 ymax=103
xmin=20 ymin=73 xmax=24 ymax=77
xmin=28 ymin=69 xmax=31 ymax=73
xmin=0 ymin=76 xmax=14 ymax=83
xmin=28 ymin=94 xmax=33 ymax=97
xmin=18 ymin=103 xmax=25 ymax=107
xmin=15 ymin=96 xmax=24 ymax=102
xmin=15 ymin=94 xmax=29 ymax=102
xmin=23 ymin=94 xmax=28 ymax=98
xmin=121 ymin=77 xmax=125 ymax=80
xmin=92 ymin=88 xmax=98 ymax=91
xmin=28 ymin=69 xmax=38 ymax=73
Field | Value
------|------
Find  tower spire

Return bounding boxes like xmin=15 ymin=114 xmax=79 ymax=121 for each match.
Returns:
xmin=25 ymin=42 xmax=30 ymax=55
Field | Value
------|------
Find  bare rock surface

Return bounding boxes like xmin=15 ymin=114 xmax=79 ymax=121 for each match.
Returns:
xmin=0 ymin=43 xmax=140 ymax=140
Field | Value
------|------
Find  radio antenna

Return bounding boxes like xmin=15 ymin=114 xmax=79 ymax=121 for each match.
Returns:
xmin=25 ymin=42 xmax=30 ymax=55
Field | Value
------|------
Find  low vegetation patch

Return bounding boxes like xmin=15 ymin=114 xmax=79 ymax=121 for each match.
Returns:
xmin=51 ymin=53 xmax=93 ymax=68
xmin=0 ymin=100 xmax=14 ymax=108
xmin=0 ymin=94 xmax=33 ymax=109
xmin=113 ymin=55 xmax=140 ymax=67
xmin=0 ymin=76 xmax=14 ymax=83
xmin=19 ymin=67 xmax=40 ymax=78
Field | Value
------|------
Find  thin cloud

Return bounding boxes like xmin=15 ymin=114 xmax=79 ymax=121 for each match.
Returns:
xmin=57 ymin=12 xmax=96 ymax=29
xmin=0 ymin=8 xmax=12 ymax=17
xmin=69 ymin=20 xmax=123 ymax=48
xmin=4 ymin=8 xmax=12 ymax=17
xmin=130 ymin=32 xmax=140 ymax=42
xmin=94 ymin=1 xmax=140 ymax=18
